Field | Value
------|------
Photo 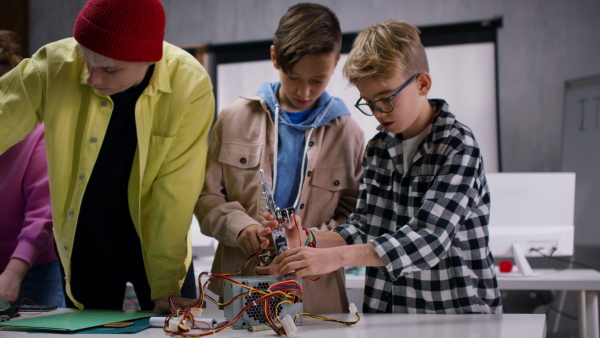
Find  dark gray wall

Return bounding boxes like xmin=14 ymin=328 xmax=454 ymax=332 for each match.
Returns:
xmin=29 ymin=0 xmax=600 ymax=174
xmin=25 ymin=1 xmax=600 ymax=336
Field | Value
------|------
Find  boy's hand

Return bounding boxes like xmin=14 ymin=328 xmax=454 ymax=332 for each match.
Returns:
xmin=153 ymin=296 xmax=197 ymax=314
xmin=237 ymin=224 xmax=270 ymax=260
xmin=261 ymin=212 xmax=307 ymax=248
xmin=254 ymin=260 xmax=279 ymax=275
xmin=0 ymin=270 xmax=21 ymax=304
xmin=0 ymin=259 xmax=28 ymax=304
xmin=260 ymin=211 xmax=279 ymax=228
xmin=261 ymin=246 xmax=343 ymax=278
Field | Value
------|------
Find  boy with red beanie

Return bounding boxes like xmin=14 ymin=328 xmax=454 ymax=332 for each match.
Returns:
xmin=0 ymin=0 xmax=215 ymax=313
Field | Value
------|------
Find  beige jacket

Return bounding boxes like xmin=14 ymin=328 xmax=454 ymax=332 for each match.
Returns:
xmin=195 ymin=94 xmax=365 ymax=313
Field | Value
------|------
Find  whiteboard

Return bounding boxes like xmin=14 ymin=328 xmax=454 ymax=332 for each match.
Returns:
xmin=561 ymin=74 xmax=600 ymax=246
xmin=217 ymin=42 xmax=499 ymax=172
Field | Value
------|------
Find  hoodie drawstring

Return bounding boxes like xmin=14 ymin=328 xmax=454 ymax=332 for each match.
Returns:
xmin=273 ymin=104 xmax=279 ymax=193
xmin=292 ymin=128 xmax=313 ymax=209
xmin=272 ymin=103 xmax=313 ymax=210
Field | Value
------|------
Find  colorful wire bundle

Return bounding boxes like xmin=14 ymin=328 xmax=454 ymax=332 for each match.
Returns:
xmin=163 ymin=271 xmax=305 ymax=337
xmin=161 ymin=238 xmax=360 ymax=337
xmin=294 ymin=311 xmax=361 ymax=326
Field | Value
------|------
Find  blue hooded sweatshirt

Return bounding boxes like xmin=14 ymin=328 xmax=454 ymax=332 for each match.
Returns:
xmin=256 ymin=82 xmax=351 ymax=210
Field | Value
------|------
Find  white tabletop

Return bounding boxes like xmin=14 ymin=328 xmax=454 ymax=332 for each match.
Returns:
xmin=346 ymin=268 xmax=600 ymax=290
xmin=1 ymin=308 xmax=546 ymax=338
xmin=496 ymin=268 xmax=600 ymax=290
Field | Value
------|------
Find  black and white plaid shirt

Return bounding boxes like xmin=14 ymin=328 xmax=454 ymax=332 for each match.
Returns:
xmin=335 ymin=100 xmax=502 ymax=314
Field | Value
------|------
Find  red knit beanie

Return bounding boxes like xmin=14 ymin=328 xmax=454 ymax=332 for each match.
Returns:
xmin=73 ymin=0 xmax=165 ymax=62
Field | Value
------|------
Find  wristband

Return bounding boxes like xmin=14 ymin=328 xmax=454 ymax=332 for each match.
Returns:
xmin=303 ymin=228 xmax=317 ymax=248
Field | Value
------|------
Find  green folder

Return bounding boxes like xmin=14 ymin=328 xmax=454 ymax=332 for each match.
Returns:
xmin=0 ymin=310 xmax=155 ymax=332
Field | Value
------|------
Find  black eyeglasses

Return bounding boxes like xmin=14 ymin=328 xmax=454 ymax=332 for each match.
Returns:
xmin=354 ymin=73 xmax=421 ymax=116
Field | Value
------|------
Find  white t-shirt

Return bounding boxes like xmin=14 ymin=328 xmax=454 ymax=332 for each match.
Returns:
xmin=403 ymin=125 xmax=431 ymax=170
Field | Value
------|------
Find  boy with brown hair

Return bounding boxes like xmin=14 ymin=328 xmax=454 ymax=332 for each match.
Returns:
xmin=259 ymin=19 xmax=502 ymax=314
xmin=195 ymin=3 xmax=364 ymax=313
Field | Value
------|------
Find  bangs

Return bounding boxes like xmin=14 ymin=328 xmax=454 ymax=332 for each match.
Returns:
xmin=78 ymin=44 xmax=116 ymax=68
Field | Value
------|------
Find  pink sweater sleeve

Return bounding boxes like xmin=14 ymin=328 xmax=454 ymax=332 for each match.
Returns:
xmin=0 ymin=125 xmax=56 ymax=269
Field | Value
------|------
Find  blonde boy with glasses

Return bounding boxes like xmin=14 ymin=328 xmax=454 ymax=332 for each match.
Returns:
xmin=258 ymin=19 xmax=502 ymax=314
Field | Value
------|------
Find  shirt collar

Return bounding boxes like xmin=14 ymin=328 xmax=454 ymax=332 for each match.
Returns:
xmin=377 ymin=99 xmax=452 ymax=147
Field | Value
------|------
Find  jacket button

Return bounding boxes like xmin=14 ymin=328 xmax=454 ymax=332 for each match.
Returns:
xmin=68 ymin=211 xmax=75 ymax=217
xmin=307 ymin=171 xmax=312 ymax=177
xmin=240 ymin=158 xmax=247 ymax=164
xmin=299 ymin=203 xmax=305 ymax=209
xmin=101 ymin=101 xmax=109 ymax=107
xmin=91 ymin=137 xmax=98 ymax=143
xmin=334 ymin=180 xmax=340 ymax=186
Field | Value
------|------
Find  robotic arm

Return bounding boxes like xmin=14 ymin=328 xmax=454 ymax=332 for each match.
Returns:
xmin=258 ymin=169 xmax=294 ymax=256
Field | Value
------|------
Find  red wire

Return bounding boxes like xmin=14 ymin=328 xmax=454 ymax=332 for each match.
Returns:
xmin=16 ymin=298 xmax=43 ymax=315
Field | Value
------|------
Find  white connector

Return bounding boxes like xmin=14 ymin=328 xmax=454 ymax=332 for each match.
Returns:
xmin=349 ymin=303 xmax=358 ymax=315
xmin=281 ymin=314 xmax=297 ymax=337
xmin=191 ymin=307 xmax=203 ymax=318
xmin=167 ymin=316 xmax=192 ymax=332
xmin=168 ymin=316 xmax=180 ymax=331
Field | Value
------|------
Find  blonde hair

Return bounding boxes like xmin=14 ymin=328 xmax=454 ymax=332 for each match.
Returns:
xmin=343 ymin=19 xmax=429 ymax=84
xmin=78 ymin=44 xmax=116 ymax=68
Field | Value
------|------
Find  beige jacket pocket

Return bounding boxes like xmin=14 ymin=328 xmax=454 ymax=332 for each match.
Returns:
xmin=305 ymin=166 xmax=353 ymax=230
xmin=218 ymin=142 xmax=261 ymax=168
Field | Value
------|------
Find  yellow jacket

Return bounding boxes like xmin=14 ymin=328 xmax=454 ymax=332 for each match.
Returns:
xmin=0 ymin=38 xmax=215 ymax=307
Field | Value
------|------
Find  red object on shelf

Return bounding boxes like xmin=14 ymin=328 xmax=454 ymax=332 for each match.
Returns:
xmin=498 ymin=260 xmax=513 ymax=273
